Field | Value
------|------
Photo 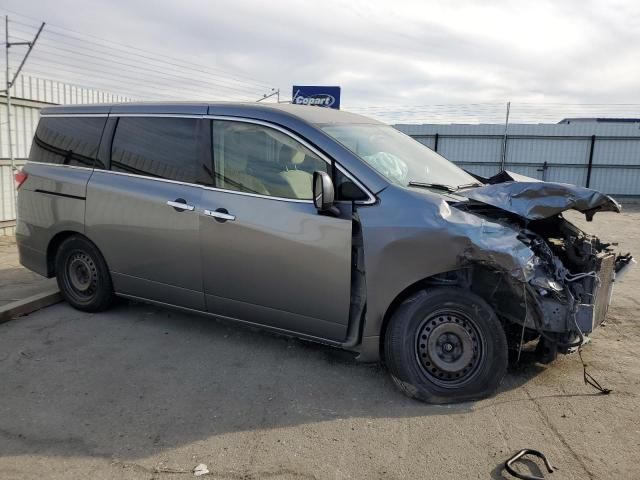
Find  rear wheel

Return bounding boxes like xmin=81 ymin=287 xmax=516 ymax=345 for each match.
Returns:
xmin=384 ymin=287 xmax=508 ymax=403
xmin=55 ymin=236 xmax=114 ymax=312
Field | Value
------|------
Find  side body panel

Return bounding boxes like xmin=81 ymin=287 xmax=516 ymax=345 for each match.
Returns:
xmin=16 ymin=163 xmax=92 ymax=277
xmin=85 ymin=172 xmax=205 ymax=310
xmin=357 ymin=188 xmax=462 ymax=340
xmin=199 ymin=190 xmax=353 ymax=341
xmin=357 ymin=185 xmax=535 ymax=342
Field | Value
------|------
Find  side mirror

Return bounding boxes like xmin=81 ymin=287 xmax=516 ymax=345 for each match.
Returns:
xmin=313 ymin=171 xmax=339 ymax=215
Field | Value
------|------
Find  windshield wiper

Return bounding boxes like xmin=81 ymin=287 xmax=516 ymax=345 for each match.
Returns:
xmin=456 ymin=182 xmax=483 ymax=190
xmin=408 ymin=181 xmax=458 ymax=192
xmin=408 ymin=181 xmax=483 ymax=192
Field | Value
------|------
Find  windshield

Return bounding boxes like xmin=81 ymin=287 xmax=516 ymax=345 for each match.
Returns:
xmin=321 ymin=124 xmax=479 ymax=189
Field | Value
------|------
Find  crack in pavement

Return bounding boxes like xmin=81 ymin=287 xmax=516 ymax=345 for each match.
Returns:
xmin=522 ymin=385 xmax=597 ymax=479
xmin=0 ymin=426 xmax=95 ymax=457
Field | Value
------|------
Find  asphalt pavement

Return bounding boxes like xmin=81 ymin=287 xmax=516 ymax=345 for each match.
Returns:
xmin=0 ymin=208 xmax=639 ymax=479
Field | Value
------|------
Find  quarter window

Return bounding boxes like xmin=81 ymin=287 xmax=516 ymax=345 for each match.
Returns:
xmin=111 ymin=117 xmax=212 ymax=185
xmin=212 ymin=120 xmax=329 ymax=200
xmin=335 ymin=170 xmax=369 ymax=201
xmin=30 ymin=116 xmax=106 ymax=167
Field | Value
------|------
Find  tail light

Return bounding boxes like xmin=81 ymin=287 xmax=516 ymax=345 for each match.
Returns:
xmin=15 ymin=170 xmax=28 ymax=190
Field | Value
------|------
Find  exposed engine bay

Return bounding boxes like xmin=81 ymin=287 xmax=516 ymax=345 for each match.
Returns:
xmin=449 ymin=176 xmax=635 ymax=362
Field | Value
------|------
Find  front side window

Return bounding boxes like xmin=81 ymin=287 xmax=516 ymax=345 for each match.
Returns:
xmin=30 ymin=116 xmax=106 ymax=167
xmin=212 ymin=120 xmax=329 ymax=200
xmin=322 ymin=123 xmax=479 ymax=189
xmin=111 ymin=117 xmax=212 ymax=185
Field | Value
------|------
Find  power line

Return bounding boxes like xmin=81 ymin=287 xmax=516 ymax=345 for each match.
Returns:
xmin=348 ymin=101 xmax=640 ymax=125
xmin=0 ymin=8 xmax=274 ymax=92
xmin=5 ymin=28 xmax=270 ymax=101
xmin=6 ymin=24 xmax=268 ymax=96
xmin=24 ymin=51 xmax=266 ymax=98
xmin=24 ymin=41 xmax=265 ymax=95
xmin=4 ymin=12 xmax=273 ymax=90
xmin=20 ymin=61 xmax=240 ymax=101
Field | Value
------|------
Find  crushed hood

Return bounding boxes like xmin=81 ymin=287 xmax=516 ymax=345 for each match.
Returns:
xmin=458 ymin=177 xmax=621 ymax=221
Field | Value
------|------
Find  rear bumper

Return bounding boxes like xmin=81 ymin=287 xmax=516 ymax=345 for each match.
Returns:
xmin=17 ymin=242 xmax=49 ymax=278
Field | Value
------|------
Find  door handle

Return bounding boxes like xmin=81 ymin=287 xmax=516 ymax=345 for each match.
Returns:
xmin=204 ymin=208 xmax=236 ymax=222
xmin=167 ymin=199 xmax=195 ymax=211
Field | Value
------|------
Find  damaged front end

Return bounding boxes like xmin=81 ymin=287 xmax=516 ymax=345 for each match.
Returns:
xmin=450 ymin=178 xmax=634 ymax=361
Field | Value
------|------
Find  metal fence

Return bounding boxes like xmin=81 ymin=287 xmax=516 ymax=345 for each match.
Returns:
xmin=395 ymin=123 xmax=640 ymax=197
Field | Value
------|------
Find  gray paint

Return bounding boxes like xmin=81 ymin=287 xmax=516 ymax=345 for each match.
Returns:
xmin=357 ymin=184 xmax=537 ymax=339
xmin=15 ymin=102 xmax=632 ymax=364
xmin=459 ymin=181 xmax=622 ymax=220
xmin=199 ymin=189 xmax=353 ymax=341
xmin=15 ymin=163 xmax=91 ymax=275
xmin=85 ymin=171 xmax=205 ymax=310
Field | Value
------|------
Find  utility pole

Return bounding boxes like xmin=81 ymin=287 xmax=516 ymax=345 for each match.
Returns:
xmin=499 ymin=101 xmax=511 ymax=171
xmin=256 ymin=88 xmax=280 ymax=103
xmin=3 ymin=16 xmax=45 ymax=174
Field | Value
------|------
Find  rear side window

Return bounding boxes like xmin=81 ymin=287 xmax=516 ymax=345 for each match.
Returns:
xmin=111 ymin=117 xmax=212 ymax=185
xmin=30 ymin=116 xmax=106 ymax=167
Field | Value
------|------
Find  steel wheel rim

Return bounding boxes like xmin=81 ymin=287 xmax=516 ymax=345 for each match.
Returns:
xmin=64 ymin=251 xmax=98 ymax=301
xmin=415 ymin=309 xmax=486 ymax=388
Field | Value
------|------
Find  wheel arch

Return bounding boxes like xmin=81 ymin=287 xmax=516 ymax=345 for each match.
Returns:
xmin=46 ymin=230 xmax=102 ymax=277
xmin=378 ymin=264 xmax=514 ymax=361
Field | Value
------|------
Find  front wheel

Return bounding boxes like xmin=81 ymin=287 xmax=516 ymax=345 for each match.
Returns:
xmin=384 ymin=287 xmax=508 ymax=403
xmin=55 ymin=235 xmax=114 ymax=312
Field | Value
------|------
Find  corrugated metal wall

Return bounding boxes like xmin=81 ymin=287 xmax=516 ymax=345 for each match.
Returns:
xmin=395 ymin=123 xmax=640 ymax=196
xmin=9 ymin=75 xmax=133 ymax=105
xmin=0 ymin=75 xmax=134 ymax=228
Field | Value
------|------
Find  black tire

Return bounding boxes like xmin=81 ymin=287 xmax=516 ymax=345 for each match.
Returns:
xmin=384 ymin=287 xmax=508 ymax=404
xmin=55 ymin=235 xmax=114 ymax=312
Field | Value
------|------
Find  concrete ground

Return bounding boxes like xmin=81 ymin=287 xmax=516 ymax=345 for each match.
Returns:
xmin=0 ymin=207 xmax=638 ymax=480
xmin=0 ymin=236 xmax=56 ymax=308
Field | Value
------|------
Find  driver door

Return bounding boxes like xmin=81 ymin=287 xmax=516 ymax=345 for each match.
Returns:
xmin=199 ymin=119 xmax=353 ymax=341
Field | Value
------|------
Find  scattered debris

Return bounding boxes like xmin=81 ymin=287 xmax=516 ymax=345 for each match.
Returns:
xmin=505 ymin=449 xmax=555 ymax=480
xmin=578 ymin=348 xmax=612 ymax=395
xmin=193 ymin=463 xmax=209 ymax=476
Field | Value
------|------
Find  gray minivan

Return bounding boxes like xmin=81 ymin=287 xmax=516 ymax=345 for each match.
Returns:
xmin=16 ymin=102 xmax=633 ymax=403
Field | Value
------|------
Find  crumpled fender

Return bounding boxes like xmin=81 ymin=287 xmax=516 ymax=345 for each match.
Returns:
xmin=438 ymin=201 xmax=535 ymax=281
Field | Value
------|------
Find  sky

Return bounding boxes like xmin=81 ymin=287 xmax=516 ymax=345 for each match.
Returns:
xmin=2 ymin=0 xmax=639 ymax=119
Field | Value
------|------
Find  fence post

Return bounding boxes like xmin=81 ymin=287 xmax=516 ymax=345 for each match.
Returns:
xmin=586 ymin=134 xmax=596 ymax=188
xmin=499 ymin=101 xmax=510 ymax=171
xmin=433 ymin=133 xmax=439 ymax=152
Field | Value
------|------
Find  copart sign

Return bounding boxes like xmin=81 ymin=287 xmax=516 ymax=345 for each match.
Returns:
xmin=292 ymin=86 xmax=341 ymax=109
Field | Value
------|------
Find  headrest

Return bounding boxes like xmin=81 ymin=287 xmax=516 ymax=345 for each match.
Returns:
xmin=224 ymin=135 xmax=248 ymax=170
xmin=279 ymin=144 xmax=306 ymax=165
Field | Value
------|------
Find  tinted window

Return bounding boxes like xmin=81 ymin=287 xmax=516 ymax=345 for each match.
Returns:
xmin=335 ymin=170 xmax=368 ymax=201
xmin=29 ymin=116 xmax=106 ymax=167
xmin=212 ymin=120 xmax=329 ymax=200
xmin=111 ymin=117 xmax=211 ymax=185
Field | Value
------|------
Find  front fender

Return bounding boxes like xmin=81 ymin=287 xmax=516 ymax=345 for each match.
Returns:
xmin=358 ymin=186 xmax=535 ymax=339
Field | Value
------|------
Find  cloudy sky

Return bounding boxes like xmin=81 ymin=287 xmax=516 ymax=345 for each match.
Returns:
xmin=2 ymin=0 xmax=639 ymax=120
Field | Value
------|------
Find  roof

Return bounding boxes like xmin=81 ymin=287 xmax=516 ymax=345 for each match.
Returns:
xmin=559 ymin=117 xmax=640 ymax=124
xmin=39 ymin=101 xmax=380 ymax=125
